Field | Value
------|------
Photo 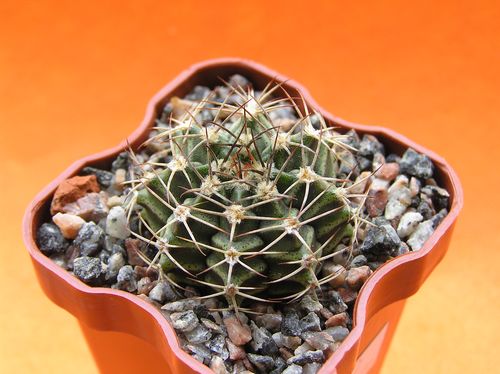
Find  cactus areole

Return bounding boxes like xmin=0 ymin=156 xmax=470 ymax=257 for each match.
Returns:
xmin=128 ymin=83 xmax=365 ymax=312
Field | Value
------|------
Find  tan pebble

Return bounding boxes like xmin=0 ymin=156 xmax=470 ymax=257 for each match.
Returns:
xmin=113 ymin=169 xmax=127 ymax=190
xmin=279 ymin=347 xmax=294 ymax=360
xmin=346 ymin=265 xmax=372 ymax=290
xmin=366 ymin=188 xmax=388 ymax=217
xmin=125 ymin=239 xmax=147 ymax=266
xmin=50 ymin=175 xmax=100 ymax=214
xmin=409 ymin=177 xmax=421 ymax=197
xmin=210 ymin=356 xmax=228 ymax=374
xmin=52 ymin=212 xmax=86 ymax=239
xmin=325 ymin=312 xmax=349 ymax=328
xmin=322 ymin=263 xmax=347 ymax=288
xmin=376 ymin=162 xmax=400 ymax=182
xmin=227 ymin=339 xmax=246 ymax=361
xmin=320 ymin=308 xmax=334 ymax=320
xmin=337 ymin=287 xmax=358 ymax=304
xmin=107 ymin=195 xmax=123 ymax=207
xmin=223 ymin=314 xmax=252 ymax=346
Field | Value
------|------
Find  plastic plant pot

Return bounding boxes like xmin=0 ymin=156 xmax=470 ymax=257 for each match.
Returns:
xmin=23 ymin=58 xmax=463 ymax=374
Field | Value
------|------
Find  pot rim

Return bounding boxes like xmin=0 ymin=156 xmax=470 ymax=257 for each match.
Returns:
xmin=22 ymin=57 xmax=464 ymax=373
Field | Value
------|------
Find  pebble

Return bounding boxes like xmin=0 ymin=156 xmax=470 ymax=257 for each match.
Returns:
xmin=186 ymin=344 xmax=212 ymax=364
xmin=336 ymin=287 xmax=358 ymax=305
xmin=407 ymin=220 xmax=435 ymax=250
xmin=116 ymin=265 xmax=137 ymax=292
xmin=137 ymin=277 xmax=154 ymax=295
xmin=321 ymin=262 xmax=347 ymax=288
xmin=294 ymin=342 xmax=313 ymax=355
xmin=105 ymin=206 xmax=129 ymax=239
xmin=303 ymin=362 xmax=322 ymax=374
xmin=325 ymin=312 xmax=349 ymax=328
xmin=37 ymin=223 xmax=68 ymax=254
xmin=360 ymin=223 xmax=401 ymax=259
xmin=422 ymin=185 xmax=450 ymax=211
xmin=50 ymin=175 xmax=100 ymax=215
xmin=270 ymin=357 xmax=287 ymax=374
xmin=201 ymin=318 xmax=225 ymax=335
xmin=325 ymin=326 xmax=350 ymax=342
xmin=376 ymin=162 xmax=400 ymax=182
xmin=372 ymin=152 xmax=385 ymax=171
xmin=397 ymin=212 xmax=423 ymax=238
xmin=370 ymin=177 xmax=390 ymax=191
xmin=161 ymin=299 xmax=199 ymax=312
xmin=345 ymin=266 xmax=372 ymax=290
xmin=287 ymin=350 xmax=325 ymax=365
xmin=400 ymin=148 xmax=434 ymax=179
xmin=105 ymin=252 xmax=126 ymax=280
xmin=356 ymin=156 xmax=372 ymax=171
xmin=210 ymin=356 xmax=229 ymax=374
xmin=282 ymin=311 xmax=302 ymax=336
xmin=124 ymin=238 xmax=147 ymax=266
xmin=170 ymin=310 xmax=199 ymax=332
xmin=251 ymin=322 xmax=279 ymax=355
xmin=247 ymin=353 xmax=275 ymax=372
xmin=255 ymin=313 xmax=282 ymax=332
xmin=73 ymin=256 xmax=102 ymax=284
xmin=342 ymin=129 xmax=360 ymax=149
xmin=326 ymin=291 xmax=348 ymax=314
xmin=227 ymin=338 xmax=246 ymax=360
xmin=52 ymin=212 xmax=86 ymax=239
xmin=301 ymin=331 xmax=335 ymax=351
xmin=349 ymin=171 xmax=372 ymax=197
xmin=113 ymin=168 xmax=127 ymax=191
xmin=81 ymin=166 xmax=114 ymax=188
xmin=409 ymin=177 xmax=421 ymax=197
xmin=282 ymin=364 xmax=303 ymax=374
xmin=299 ymin=295 xmax=323 ymax=313
xmin=73 ymin=222 xmax=105 ymax=256
xmin=106 ymin=195 xmax=123 ymax=208
xmin=349 ymin=254 xmax=367 ymax=268
xmin=62 ymin=192 xmax=109 ymax=222
xmin=111 ymin=152 xmax=129 ymax=172
xmin=300 ymin=312 xmax=321 ymax=332
xmin=148 ymin=281 xmax=177 ymax=303
xmin=358 ymin=135 xmax=385 ymax=158
xmin=272 ymin=332 xmax=302 ymax=350
xmin=279 ymin=347 xmax=294 ymax=361
xmin=417 ymin=198 xmax=436 ymax=220
xmin=185 ymin=324 xmax=212 ymax=344
xmin=223 ymin=314 xmax=252 ymax=346
xmin=432 ymin=209 xmax=448 ymax=228
xmin=366 ymin=188 xmax=388 ymax=217
xmin=229 ymin=74 xmax=251 ymax=90
xmin=385 ymin=181 xmax=412 ymax=220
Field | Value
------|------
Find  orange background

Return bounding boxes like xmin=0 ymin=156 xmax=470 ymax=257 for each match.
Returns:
xmin=1 ymin=1 xmax=499 ymax=373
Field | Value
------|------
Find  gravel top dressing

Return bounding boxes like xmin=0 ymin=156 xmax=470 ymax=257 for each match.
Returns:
xmin=37 ymin=75 xmax=450 ymax=374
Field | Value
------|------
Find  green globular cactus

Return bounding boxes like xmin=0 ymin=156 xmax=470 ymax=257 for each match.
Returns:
xmin=127 ymin=83 xmax=362 ymax=312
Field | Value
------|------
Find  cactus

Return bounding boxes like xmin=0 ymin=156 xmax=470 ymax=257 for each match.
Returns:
xmin=126 ymin=81 xmax=367 ymax=312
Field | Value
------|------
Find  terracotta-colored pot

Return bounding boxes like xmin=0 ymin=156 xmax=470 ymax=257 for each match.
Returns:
xmin=23 ymin=58 xmax=463 ymax=374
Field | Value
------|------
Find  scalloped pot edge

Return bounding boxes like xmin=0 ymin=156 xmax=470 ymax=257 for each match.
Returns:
xmin=23 ymin=58 xmax=463 ymax=374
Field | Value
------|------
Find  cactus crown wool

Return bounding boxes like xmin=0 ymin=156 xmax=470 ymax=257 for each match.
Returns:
xmin=126 ymin=78 xmax=367 ymax=313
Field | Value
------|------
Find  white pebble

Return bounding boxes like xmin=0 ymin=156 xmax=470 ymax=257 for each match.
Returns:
xmin=397 ymin=212 xmax=423 ymax=238
xmin=407 ymin=220 xmax=435 ymax=250
xmin=106 ymin=206 xmax=129 ymax=239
